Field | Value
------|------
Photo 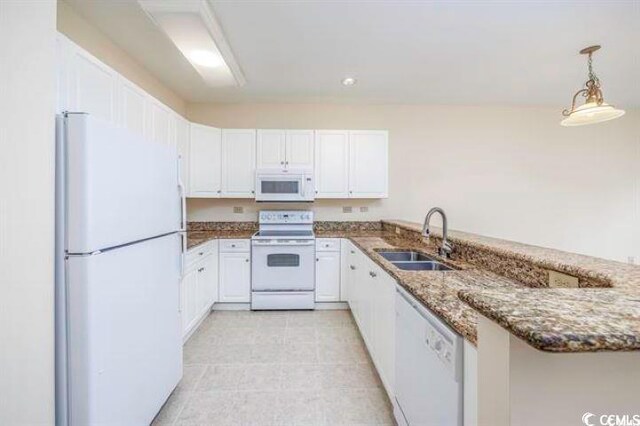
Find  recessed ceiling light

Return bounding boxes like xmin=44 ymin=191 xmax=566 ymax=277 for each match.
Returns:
xmin=189 ymin=49 xmax=223 ymax=68
xmin=342 ymin=77 xmax=357 ymax=86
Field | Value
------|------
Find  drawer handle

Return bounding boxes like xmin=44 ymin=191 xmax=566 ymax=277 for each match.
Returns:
xmin=198 ymin=252 xmax=204 ymax=256
xmin=350 ymin=265 xmax=356 ymax=270
xmin=198 ymin=267 xmax=205 ymax=272
xmin=350 ymin=250 xmax=355 ymax=254
xmin=231 ymin=244 xmax=236 ymax=248
xmin=325 ymin=244 xmax=330 ymax=247
xmin=369 ymin=271 xmax=377 ymax=278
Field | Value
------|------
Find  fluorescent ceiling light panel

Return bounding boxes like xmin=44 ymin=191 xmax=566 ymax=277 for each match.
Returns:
xmin=138 ymin=0 xmax=245 ymax=87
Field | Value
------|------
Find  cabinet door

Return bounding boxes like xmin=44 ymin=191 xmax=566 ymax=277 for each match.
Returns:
xmin=372 ymin=266 xmax=396 ymax=395
xmin=221 ymin=129 xmax=256 ymax=197
xmin=190 ymin=124 xmax=222 ymax=197
xmin=315 ymin=251 xmax=341 ymax=302
xmin=285 ymin=130 xmax=314 ymax=169
xmin=315 ymin=130 xmax=349 ymax=198
xmin=257 ymin=129 xmax=286 ymax=169
xmin=349 ymin=130 xmax=389 ymax=198
xmin=175 ymin=117 xmax=191 ymax=195
xmin=219 ymin=252 xmax=251 ymax=302
xmin=181 ymin=267 xmax=198 ymax=336
xmin=68 ymin=45 xmax=118 ymax=124
xmin=203 ymin=241 xmax=219 ymax=307
xmin=340 ymin=240 xmax=354 ymax=302
xmin=119 ymin=79 xmax=147 ymax=138
xmin=148 ymin=101 xmax=172 ymax=145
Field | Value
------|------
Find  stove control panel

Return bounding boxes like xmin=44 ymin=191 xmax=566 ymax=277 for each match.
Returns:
xmin=259 ymin=210 xmax=314 ymax=224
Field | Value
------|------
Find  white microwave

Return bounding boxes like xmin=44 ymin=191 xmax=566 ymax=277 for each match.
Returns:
xmin=255 ymin=169 xmax=315 ymax=202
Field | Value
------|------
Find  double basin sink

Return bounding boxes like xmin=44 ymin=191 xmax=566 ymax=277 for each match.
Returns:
xmin=377 ymin=251 xmax=454 ymax=271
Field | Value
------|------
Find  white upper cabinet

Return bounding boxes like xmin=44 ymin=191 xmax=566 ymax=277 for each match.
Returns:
xmin=119 ymin=79 xmax=147 ymax=138
xmin=148 ymin=102 xmax=172 ymax=146
xmin=257 ymin=130 xmax=287 ymax=169
xmin=221 ymin=129 xmax=256 ymax=198
xmin=67 ymin=44 xmax=118 ymax=124
xmin=175 ymin=116 xmax=191 ymax=195
xmin=349 ymin=130 xmax=388 ymax=198
xmin=257 ymin=129 xmax=314 ymax=170
xmin=285 ymin=130 xmax=314 ymax=169
xmin=315 ymin=130 xmax=350 ymax=198
xmin=190 ymin=123 xmax=222 ymax=198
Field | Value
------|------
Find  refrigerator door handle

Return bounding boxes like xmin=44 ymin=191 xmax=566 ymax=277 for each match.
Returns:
xmin=177 ymin=156 xmax=187 ymax=232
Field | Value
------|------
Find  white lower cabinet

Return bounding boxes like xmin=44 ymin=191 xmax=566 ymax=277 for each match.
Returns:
xmin=219 ymin=241 xmax=251 ymax=303
xmin=181 ymin=241 xmax=219 ymax=340
xmin=315 ymin=239 xmax=341 ymax=302
xmin=346 ymin=242 xmax=395 ymax=397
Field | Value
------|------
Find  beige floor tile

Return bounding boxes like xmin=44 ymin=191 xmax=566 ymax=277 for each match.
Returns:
xmin=151 ymin=388 xmax=192 ymax=425
xmin=238 ymin=364 xmax=282 ymax=391
xmin=274 ymin=390 xmax=323 ymax=425
xmin=284 ymin=327 xmax=318 ymax=344
xmin=166 ymin=310 xmax=393 ymax=426
xmin=196 ymin=365 xmax=243 ymax=391
xmin=176 ymin=364 xmax=207 ymax=392
xmin=279 ymin=364 xmax=323 ymax=391
xmin=281 ymin=342 xmax=319 ymax=364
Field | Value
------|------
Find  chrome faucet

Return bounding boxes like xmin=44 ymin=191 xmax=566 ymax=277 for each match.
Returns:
xmin=422 ymin=207 xmax=453 ymax=258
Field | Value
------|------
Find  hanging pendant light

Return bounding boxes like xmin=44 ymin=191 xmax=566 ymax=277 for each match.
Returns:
xmin=560 ymin=45 xmax=625 ymax=126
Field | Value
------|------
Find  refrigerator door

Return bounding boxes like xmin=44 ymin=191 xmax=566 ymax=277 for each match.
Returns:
xmin=65 ymin=233 xmax=182 ymax=426
xmin=65 ymin=113 xmax=181 ymax=254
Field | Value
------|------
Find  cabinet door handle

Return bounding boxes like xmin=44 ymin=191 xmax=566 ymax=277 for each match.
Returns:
xmin=350 ymin=250 xmax=355 ymax=254
xmin=350 ymin=265 xmax=356 ymax=270
xmin=369 ymin=271 xmax=377 ymax=278
xmin=280 ymin=161 xmax=284 ymax=165
xmin=245 ymin=258 xmax=249 ymax=262
xmin=198 ymin=252 xmax=204 ymax=256
xmin=217 ymin=190 xmax=221 ymax=194
xmin=231 ymin=244 xmax=236 ymax=248
xmin=316 ymin=258 xmax=319 ymax=262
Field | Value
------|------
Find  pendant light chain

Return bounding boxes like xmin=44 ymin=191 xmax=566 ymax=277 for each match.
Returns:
xmin=587 ymin=53 xmax=600 ymax=86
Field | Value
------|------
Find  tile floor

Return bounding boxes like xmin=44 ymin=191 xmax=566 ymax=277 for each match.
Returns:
xmin=153 ymin=309 xmax=395 ymax=426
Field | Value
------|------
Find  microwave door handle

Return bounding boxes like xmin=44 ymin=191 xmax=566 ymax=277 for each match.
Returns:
xmin=301 ymin=176 xmax=306 ymax=198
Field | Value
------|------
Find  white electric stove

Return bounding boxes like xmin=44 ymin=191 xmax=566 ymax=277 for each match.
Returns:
xmin=251 ymin=210 xmax=316 ymax=310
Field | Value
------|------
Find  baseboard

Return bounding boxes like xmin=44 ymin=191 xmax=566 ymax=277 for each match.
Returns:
xmin=315 ymin=302 xmax=349 ymax=310
xmin=211 ymin=302 xmax=349 ymax=311
xmin=212 ymin=303 xmax=251 ymax=311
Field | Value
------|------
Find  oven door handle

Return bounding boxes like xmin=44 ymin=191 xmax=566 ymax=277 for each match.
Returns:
xmin=252 ymin=240 xmax=315 ymax=246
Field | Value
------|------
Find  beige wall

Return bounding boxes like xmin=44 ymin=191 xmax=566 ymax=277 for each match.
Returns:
xmin=57 ymin=0 xmax=186 ymax=116
xmin=0 ymin=1 xmax=56 ymax=424
xmin=188 ymin=103 xmax=640 ymax=263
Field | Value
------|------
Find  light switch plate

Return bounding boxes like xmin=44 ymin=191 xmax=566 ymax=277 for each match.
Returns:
xmin=343 ymin=206 xmax=352 ymax=213
xmin=233 ymin=206 xmax=244 ymax=214
xmin=359 ymin=206 xmax=369 ymax=212
xmin=548 ymin=270 xmax=579 ymax=288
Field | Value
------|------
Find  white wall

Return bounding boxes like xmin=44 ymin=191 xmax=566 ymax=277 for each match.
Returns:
xmin=188 ymin=103 xmax=640 ymax=263
xmin=0 ymin=1 xmax=56 ymax=425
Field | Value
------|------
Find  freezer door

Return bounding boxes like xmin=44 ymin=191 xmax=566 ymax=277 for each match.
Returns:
xmin=64 ymin=233 xmax=182 ymax=426
xmin=65 ymin=113 xmax=181 ymax=253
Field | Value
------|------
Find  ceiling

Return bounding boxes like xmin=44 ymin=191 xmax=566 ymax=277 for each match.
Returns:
xmin=63 ymin=0 xmax=640 ymax=106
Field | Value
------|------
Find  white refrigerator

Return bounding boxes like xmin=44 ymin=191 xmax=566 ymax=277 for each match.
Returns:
xmin=55 ymin=113 xmax=185 ymax=426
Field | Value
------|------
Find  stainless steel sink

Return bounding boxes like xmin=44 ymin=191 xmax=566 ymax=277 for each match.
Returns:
xmin=377 ymin=251 xmax=437 ymax=262
xmin=392 ymin=261 xmax=453 ymax=271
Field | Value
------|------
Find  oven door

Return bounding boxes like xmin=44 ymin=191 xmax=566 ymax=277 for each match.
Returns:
xmin=255 ymin=174 xmax=307 ymax=202
xmin=251 ymin=240 xmax=315 ymax=291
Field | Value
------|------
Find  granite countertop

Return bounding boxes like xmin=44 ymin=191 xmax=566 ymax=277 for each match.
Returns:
xmin=186 ymin=220 xmax=640 ymax=353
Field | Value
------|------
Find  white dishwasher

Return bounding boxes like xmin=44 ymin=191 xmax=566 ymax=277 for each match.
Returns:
xmin=394 ymin=286 xmax=463 ymax=426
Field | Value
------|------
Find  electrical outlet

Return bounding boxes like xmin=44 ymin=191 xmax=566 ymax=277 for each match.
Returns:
xmin=628 ymin=256 xmax=636 ymax=265
xmin=359 ymin=206 xmax=369 ymax=213
xmin=342 ymin=206 xmax=352 ymax=213
xmin=548 ymin=270 xmax=579 ymax=288
xmin=395 ymin=227 xmax=401 ymax=235
xmin=233 ymin=206 xmax=244 ymax=214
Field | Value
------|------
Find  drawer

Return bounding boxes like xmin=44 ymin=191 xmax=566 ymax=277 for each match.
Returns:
xmin=186 ymin=241 xmax=214 ymax=267
xmin=219 ymin=239 xmax=250 ymax=252
xmin=316 ymin=238 xmax=340 ymax=252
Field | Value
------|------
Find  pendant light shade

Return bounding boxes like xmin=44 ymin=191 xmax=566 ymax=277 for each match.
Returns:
xmin=561 ymin=45 xmax=625 ymax=127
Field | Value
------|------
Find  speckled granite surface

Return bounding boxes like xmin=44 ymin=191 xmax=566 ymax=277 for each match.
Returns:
xmin=186 ymin=220 xmax=640 ymax=352
xmin=459 ymin=288 xmax=640 ymax=352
